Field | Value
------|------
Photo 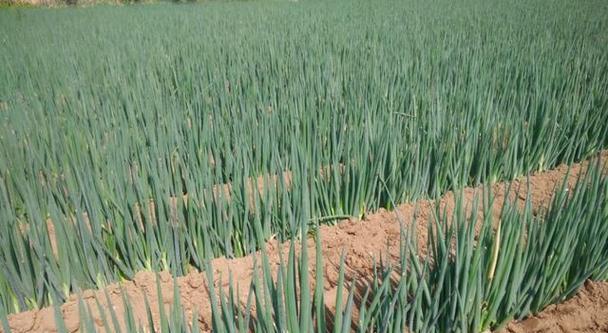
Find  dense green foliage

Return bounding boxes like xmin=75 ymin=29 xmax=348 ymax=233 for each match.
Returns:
xmin=0 ymin=0 xmax=607 ymax=317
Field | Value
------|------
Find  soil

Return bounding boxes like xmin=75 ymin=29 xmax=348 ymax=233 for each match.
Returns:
xmin=4 ymin=151 xmax=608 ymax=333
xmin=501 ymin=280 xmax=608 ymax=333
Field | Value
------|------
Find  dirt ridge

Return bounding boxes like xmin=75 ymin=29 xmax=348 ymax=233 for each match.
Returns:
xmin=502 ymin=280 xmax=608 ymax=333
xmin=4 ymin=151 xmax=608 ymax=333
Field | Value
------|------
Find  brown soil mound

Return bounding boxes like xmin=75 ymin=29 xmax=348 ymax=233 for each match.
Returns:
xmin=4 ymin=152 xmax=608 ymax=333
xmin=501 ymin=280 xmax=608 ymax=333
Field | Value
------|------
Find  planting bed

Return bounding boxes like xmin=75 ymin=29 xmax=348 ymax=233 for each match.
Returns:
xmin=3 ymin=152 xmax=608 ymax=332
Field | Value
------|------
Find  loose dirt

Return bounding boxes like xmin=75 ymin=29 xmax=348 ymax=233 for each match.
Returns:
xmin=502 ymin=280 xmax=608 ymax=333
xmin=4 ymin=152 xmax=608 ymax=333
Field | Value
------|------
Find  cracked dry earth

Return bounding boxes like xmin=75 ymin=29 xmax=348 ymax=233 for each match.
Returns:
xmin=4 ymin=151 xmax=608 ymax=333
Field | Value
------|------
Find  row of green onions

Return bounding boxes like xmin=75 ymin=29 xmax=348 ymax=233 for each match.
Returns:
xmin=0 ymin=0 xmax=607 ymax=316
xmin=2 ymin=159 xmax=605 ymax=332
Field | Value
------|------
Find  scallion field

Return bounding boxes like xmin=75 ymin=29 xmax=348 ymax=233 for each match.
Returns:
xmin=1 ymin=0 xmax=607 ymax=332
